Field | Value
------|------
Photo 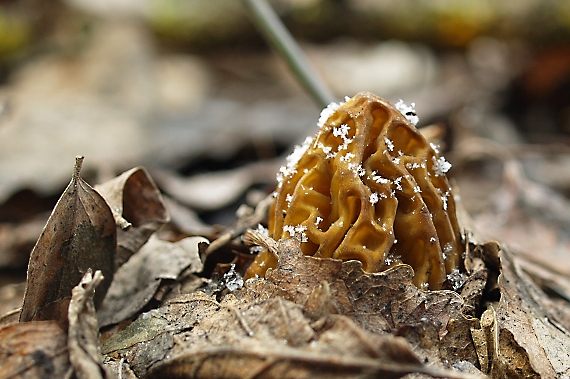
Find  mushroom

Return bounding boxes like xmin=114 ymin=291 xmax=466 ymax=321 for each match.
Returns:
xmin=245 ymin=92 xmax=463 ymax=290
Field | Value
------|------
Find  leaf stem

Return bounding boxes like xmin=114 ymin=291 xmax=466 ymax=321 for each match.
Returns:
xmin=242 ymin=0 xmax=336 ymax=108
xmin=74 ymin=156 xmax=84 ymax=180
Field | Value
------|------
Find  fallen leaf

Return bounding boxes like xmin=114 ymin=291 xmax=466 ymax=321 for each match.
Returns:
xmin=102 ymin=292 xmax=482 ymax=379
xmin=149 ymin=159 xmax=280 ymax=211
xmin=103 ymin=358 xmax=138 ymax=379
xmin=0 ymin=321 xmax=70 ymax=378
xmin=95 ymin=166 xmax=169 ymax=268
xmin=161 ymin=195 xmax=213 ymax=236
xmin=460 ymin=242 xmax=493 ymax=317
xmin=97 ymin=235 xmax=207 ymax=327
xmin=490 ymin=247 xmax=570 ymax=378
xmin=239 ymin=237 xmax=480 ymax=367
xmin=68 ymin=270 xmax=106 ymax=379
xmin=469 ymin=246 xmax=570 ymax=378
xmin=20 ymin=156 xmax=116 ymax=323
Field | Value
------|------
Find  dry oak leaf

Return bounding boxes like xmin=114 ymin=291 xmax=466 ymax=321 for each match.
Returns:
xmin=20 ymin=156 xmax=116 ymax=324
xmin=101 ymin=291 xmax=482 ymax=379
xmin=95 ymin=167 xmax=169 ymax=269
xmin=240 ymin=237 xmax=480 ymax=368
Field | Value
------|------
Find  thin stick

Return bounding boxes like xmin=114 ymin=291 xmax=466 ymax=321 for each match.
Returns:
xmin=242 ymin=0 xmax=335 ymax=108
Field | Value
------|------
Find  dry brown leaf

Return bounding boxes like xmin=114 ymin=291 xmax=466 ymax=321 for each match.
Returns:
xmin=0 ymin=321 xmax=70 ymax=378
xmin=491 ymin=247 xmax=570 ymax=377
xmin=68 ymin=270 xmax=106 ymax=379
xmin=102 ymin=292 xmax=482 ymax=379
xmin=97 ymin=236 xmax=207 ymax=327
xmin=469 ymin=247 xmax=570 ymax=378
xmin=20 ymin=157 xmax=116 ymax=324
xmin=150 ymin=159 xmax=281 ymax=211
xmin=240 ymin=237 xmax=480 ymax=368
xmin=459 ymin=242 xmax=495 ymax=318
xmin=99 ymin=237 xmax=484 ymax=378
xmin=161 ymin=195 xmax=213 ymax=236
xmin=95 ymin=167 xmax=169 ymax=269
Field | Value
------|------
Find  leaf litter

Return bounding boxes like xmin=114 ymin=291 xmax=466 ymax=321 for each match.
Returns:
xmin=3 ymin=96 xmax=570 ymax=379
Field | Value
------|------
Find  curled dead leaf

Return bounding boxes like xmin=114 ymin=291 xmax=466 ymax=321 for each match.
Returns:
xmin=95 ymin=167 xmax=169 ymax=269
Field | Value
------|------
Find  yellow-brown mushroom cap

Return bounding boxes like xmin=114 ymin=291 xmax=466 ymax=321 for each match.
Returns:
xmin=245 ymin=92 xmax=463 ymax=290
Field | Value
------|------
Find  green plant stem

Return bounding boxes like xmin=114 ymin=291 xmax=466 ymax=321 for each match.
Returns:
xmin=242 ymin=0 xmax=336 ymax=108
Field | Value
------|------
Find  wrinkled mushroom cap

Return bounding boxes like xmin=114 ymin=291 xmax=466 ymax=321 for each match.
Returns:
xmin=246 ymin=92 xmax=463 ymax=290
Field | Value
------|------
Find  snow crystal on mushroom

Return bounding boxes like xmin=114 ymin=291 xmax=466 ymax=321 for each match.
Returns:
xmin=318 ymin=101 xmax=342 ymax=128
xmin=277 ymin=136 xmax=313 ymax=188
xmin=384 ymin=137 xmax=394 ymax=152
xmin=431 ymin=156 xmax=452 ymax=177
xmin=395 ymin=99 xmax=419 ymax=126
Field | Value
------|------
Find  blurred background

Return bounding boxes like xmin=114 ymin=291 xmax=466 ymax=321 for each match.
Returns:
xmin=2 ymin=0 xmax=570 ymax=305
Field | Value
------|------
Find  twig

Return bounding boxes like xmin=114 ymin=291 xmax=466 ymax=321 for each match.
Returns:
xmin=204 ymin=193 xmax=274 ymax=256
xmin=242 ymin=0 xmax=335 ymax=108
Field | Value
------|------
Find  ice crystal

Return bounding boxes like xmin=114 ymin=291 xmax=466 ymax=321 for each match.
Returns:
xmin=256 ymin=224 xmax=269 ymax=237
xmin=394 ymin=177 xmax=403 ymax=191
xmin=318 ymin=101 xmax=341 ymax=128
xmin=440 ymin=189 xmax=451 ymax=210
xmin=283 ymin=225 xmax=295 ymax=237
xmin=223 ymin=264 xmax=244 ymax=291
xmin=384 ymin=136 xmax=394 ymax=151
xmin=446 ymin=268 xmax=464 ymax=291
xmin=340 ymin=152 xmax=356 ymax=162
xmin=431 ymin=156 xmax=452 ymax=177
xmin=370 ymin=192 xmax=379 ymax=205
xmin=333 ymin=123 xmax=350 ymax=138
xmin=294 ymin=225 xmax=308 ymax=242
xmin=372 ymin=171 xmax=390 ymax=184
xmin=277 ymin=136 xmax=313 ymax=187
xmin=405 ymin=162 xmax=422 ymax=170
xmin=317 ymin=142 xmax=332 ymax=155
xmin=395 ymin=99 xmax=419 ymax=126
xmin=430 ymin=142 xmax=440 ymax=154
xmin=348 ymin=162 xmax=366 ymax=177
xmin=283 ymin=224 xmax=308 ymax=242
